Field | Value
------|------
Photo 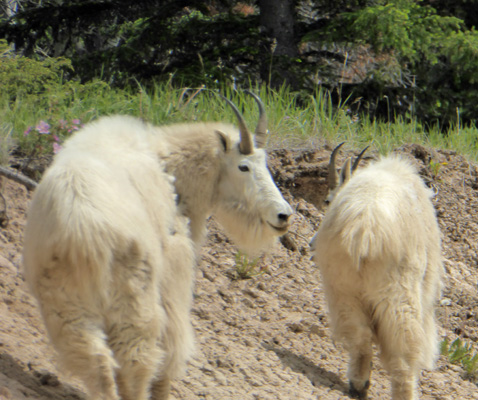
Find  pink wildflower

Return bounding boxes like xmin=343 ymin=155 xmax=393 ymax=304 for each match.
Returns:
xmin=23 ymin=126 xmax=32 ymax=136
xmin=53 ymin=142 xmax=62 ymax=154
xmin=58 ymin=119 xmax=68 ymax=130
xmin=36 ymin=120 xmax=50 ymax=134
xmin=72 ymin=119 xmax=81 ymax=125
xmin=52 ymin=134 xmax=60 ymax=142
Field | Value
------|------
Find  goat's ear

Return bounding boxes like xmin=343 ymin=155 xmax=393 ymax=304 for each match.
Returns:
xmin=339 ymin=157 xmax=352 ymax=185
xmin=215 ymin=130 xmax=230 ymax=152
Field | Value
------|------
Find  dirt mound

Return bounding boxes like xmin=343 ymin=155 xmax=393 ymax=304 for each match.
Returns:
xmin=0 ymin=144 xmax=477 ymax=399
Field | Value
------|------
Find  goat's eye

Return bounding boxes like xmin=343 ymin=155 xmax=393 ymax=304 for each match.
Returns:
xmin=238 ymin=165 xmax=250 ymax=172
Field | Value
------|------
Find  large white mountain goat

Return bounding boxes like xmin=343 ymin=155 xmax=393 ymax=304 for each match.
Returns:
xmin=23 ymin=92 xmax=292 ymax=400
xmin=310 ymin=144 xmax=443 ymax=400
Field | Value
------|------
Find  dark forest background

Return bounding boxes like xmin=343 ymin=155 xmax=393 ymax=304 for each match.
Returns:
xmin=2 ymin=0 xmax=478 ymax=129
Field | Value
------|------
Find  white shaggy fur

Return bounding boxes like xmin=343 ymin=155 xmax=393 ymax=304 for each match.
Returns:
xmin=310 ymin=156 xmax=443 ymax=400
xmin=23 ymin=114 xmax=292 ymax=400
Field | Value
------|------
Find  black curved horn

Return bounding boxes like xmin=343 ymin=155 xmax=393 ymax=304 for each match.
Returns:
xmin=328 ymin=142 xmax=345 ymax=190
xmin=220 ymin=94 xmax=253 ymax=155
xmin=351 ymin=145 xmax=369 ymax=172
xmin=244 ymin=90 xmax=268 ymax=148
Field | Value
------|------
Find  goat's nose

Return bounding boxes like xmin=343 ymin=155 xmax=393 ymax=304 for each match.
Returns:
xmin=278 ymin=213 xmax=290 ymax=223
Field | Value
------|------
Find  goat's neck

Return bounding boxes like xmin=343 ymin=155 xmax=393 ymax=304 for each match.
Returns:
xmin=157 ymin=128 xmax=223 ymax=245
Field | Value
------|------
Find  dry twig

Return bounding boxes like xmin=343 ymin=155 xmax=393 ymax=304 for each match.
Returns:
xmin=0 ymin=165 xmax=38 ymax=190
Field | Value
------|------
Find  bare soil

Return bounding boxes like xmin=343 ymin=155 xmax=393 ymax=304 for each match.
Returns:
xmin=0 ymin=144 xmax=477 ymax=400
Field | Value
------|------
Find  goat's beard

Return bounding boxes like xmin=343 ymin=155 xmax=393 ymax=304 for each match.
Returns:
xmin=214 ymin=203 xmax=279 ymax=256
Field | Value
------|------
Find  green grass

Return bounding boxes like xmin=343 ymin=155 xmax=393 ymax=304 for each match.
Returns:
xmin=2 ymin=71 xmax=478 ymax=163
xmin=0 ymin=123 xmax=13 ymax=166
xmin=233 ymin=251 xmax=264 ymax=280
xmin=2 ymin=37 xmax=478 ymax=162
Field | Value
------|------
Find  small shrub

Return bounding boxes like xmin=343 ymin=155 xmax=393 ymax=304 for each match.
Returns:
xmin=441 ymin=337 xmax=478 ymax=382
xmin=0 ymin=39 xmax=73 ymax=103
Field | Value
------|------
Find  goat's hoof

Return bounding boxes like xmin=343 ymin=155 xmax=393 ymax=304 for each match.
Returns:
xmin=349 ymin=380 xmax=370 ymax=400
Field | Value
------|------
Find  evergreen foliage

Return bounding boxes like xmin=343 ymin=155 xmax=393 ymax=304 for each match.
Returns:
xmin=2 ymin=1 xmax=478 ymax=128
xmin=0 ymin=39 xmax=73 ymax=101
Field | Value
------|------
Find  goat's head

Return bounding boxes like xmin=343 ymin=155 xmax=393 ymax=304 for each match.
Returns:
xmin=213 ymin=92 xmax=293 ymax=254
xmin=325 ymin=142 xmax=369 ymax=204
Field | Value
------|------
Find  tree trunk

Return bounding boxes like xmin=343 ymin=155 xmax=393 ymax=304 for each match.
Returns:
xmin=258 ymin=0 xmax=296 ymax=57
xmin=257 ymin=0 xmax=299 ymax=89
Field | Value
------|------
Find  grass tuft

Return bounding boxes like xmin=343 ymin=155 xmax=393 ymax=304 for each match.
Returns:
xmin=233 ymin=251 xmax=265 ymax=280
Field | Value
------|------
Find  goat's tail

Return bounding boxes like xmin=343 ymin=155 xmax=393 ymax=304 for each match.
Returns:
xmin=322 ymin=198 xmax=408 ymax=269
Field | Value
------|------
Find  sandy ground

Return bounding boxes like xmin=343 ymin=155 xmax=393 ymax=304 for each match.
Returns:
xmin=0 ymin=143 xmax=477 ymax=399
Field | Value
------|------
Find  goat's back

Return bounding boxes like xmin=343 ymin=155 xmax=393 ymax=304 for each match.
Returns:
xmin=313 ymin=156 xmax=441 ymax=270
xmin=23 ymin=116 xmax=182 ymax=300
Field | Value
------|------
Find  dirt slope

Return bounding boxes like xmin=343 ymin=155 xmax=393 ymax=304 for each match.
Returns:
xmin=0 ymin=144 xmax=477 ymax=400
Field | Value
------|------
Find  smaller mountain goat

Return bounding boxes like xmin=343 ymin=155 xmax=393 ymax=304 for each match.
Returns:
xmin=23 ymin=92 xmax=292 ymax=400
xmin=310 ymin=145 xmax=443 ymax=400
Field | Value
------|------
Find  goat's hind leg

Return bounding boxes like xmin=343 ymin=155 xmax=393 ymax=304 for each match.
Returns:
xmin=346 ymin=330 xmax=373 ymax=400
xmin=389 ymin=368 xmax=419 ymax=400
xmin=109 ymin=319 xmax=164 ymax=400
xmin=348 ymin=347 xmax=373 ymax=400
xmin=150 ymin=376 xmax=171 ymax=400
xmin=381 ymin=342 xmax=420 ymax=400
xmin=329 ymin=299 xmax=373 ymax=399
xmin=42 ymin=308 xmax=120 ymax=400
xmin=376 ymin=303 xmax=422 ymax=400
xmin=106 ymin=269 xmax=166 ymax=399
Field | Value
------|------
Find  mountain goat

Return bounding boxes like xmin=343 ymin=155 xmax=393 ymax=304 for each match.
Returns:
xmin=23 ymin=92 xmax=292 ymax=400
xmin=310 ymin=145 xmax=443 ymax=400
